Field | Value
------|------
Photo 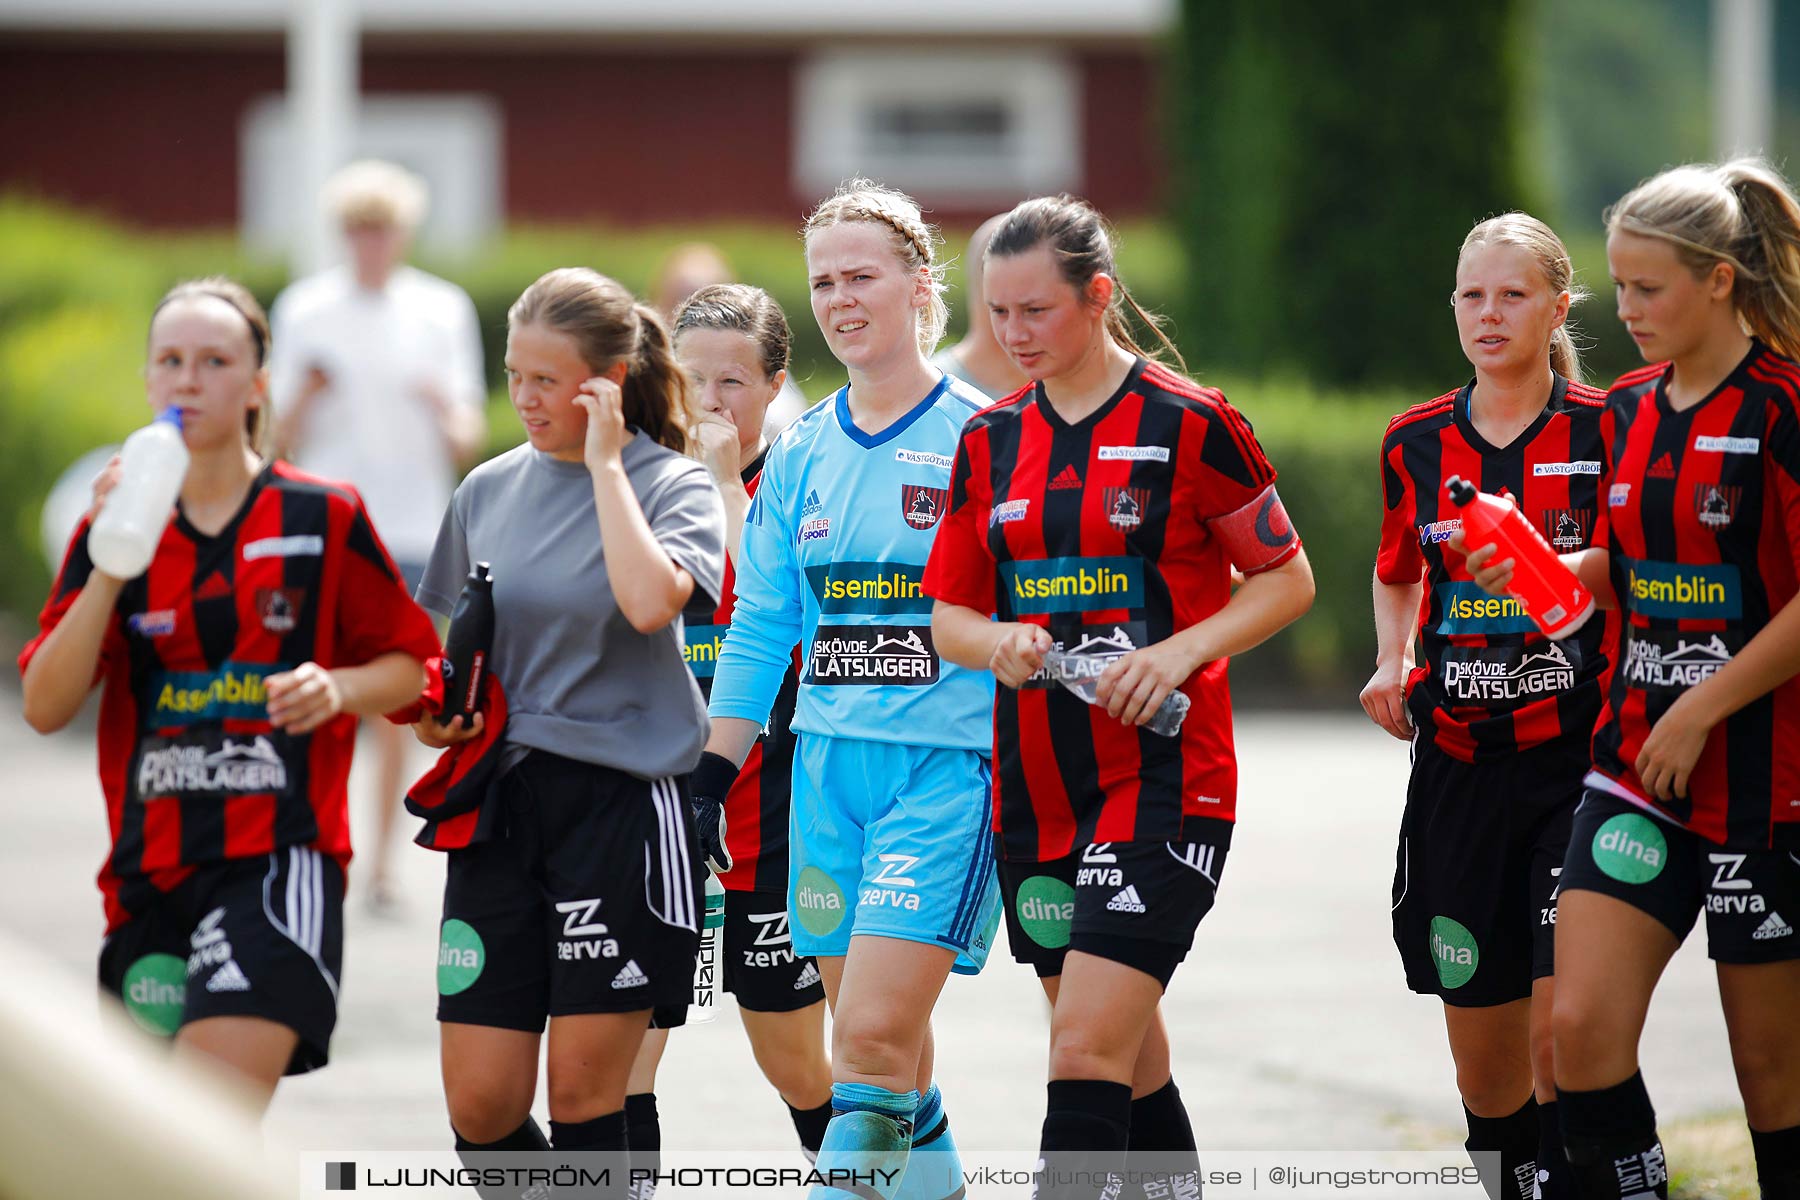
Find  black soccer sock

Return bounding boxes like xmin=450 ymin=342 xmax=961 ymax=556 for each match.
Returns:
xmin=1558 ymin=1074 xmax=1668 ymax=1200
xmin=626 ymin=1093 xmax=661 ymax=1200
xmin=790 ymin=1099 xmax=835 ymax=1159
xmin=1039 ymin=1079 xmax=1132 ymax=1200
xmin=1751 ymin=1123 xmax=1800 ymax=1199
xmin=1534 ymin=1100 xmax=1574 ymax=1199
xmin=1463 ymin=1099 xmax=1539 ymax=1200
xmin=453 ymin=1117 xmax=551 ymax=1200
xmin=1129 ymin=1079 xmax=1201 ymax=1198
xmin=551 ymin=1110 xmax=630 ymax=1200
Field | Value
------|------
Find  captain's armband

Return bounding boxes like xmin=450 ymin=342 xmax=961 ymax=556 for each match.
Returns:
xmin=1207 ymin=484 xmax=1300 ymax=576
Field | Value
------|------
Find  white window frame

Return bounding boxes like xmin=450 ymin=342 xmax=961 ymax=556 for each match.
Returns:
xmin=240 ymin=93 xmax=502 ymax=258
xmin=794 ymin=47 xmax=1081 ymax=201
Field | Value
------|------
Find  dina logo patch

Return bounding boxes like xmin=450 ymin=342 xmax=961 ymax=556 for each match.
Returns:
xmin=1694 ymin=483 xmax=1741 ymax=530
xmin=1104 ymin=487 xmax=1149 ymax=532
xmin=901 ymin=484 xmax=948 ymax=530
xmin=1540 ymin=508 xmax=1593 ymax=551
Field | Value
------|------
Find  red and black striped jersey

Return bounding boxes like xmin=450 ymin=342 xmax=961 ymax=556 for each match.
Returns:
xmin=1376 ymin=375 xmax=1612 ymax=762
xmin=1587 ymin=343 xmax=1800 ymax=849
xmin=18 ymin=462 xmax=440 ymax=933
xmin=682 ymin=450 xmax=799 ymax=893
xmin=923 ymin=358 xmax=1298 ymax=862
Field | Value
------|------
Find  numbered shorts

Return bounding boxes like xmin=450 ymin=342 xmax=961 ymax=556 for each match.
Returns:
xmin=436 ymin=749 xmax=703 ymax=1030
xmin=99 ymin=846 xmax=345 ymax=1075
xmin=722 ymin=888 xmax=827 ymax=1012
xmin=787 ymin=735 xmax=1001 ymax=974
xmin=1391 ymin=735 xmax=1580 ymax=1006
xmin=1561 ymin=790 xmax=1800 ymax=963
xmin=997 ymin=826 xmax=1232 ymax=988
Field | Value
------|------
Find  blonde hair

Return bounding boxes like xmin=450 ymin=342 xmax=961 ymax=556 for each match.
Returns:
xmin=509 ymin=268 xmax=691 ymax=454
xmin=1606 ymin=158 xmax=1800 ymax=359
xmin=149 ymin=277 xmax=271 ymax=454
xmin=1458 ymin=212 xmax=1589 ymax=381
xmin=987 ymin=194 xmax=1185 ymax=372
xmin=803 ymin=179 xmax=948 ymax=356
xmin=324 ymin=159 xmax=428 ymax=231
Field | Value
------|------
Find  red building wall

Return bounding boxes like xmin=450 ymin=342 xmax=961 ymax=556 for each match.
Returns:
xmin=0 ymin=39 xmax=1160 ymax=230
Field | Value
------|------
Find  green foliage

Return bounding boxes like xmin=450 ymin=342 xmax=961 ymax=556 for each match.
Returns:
xmin=0 ymin=197 xmax=1404 ymax=704
xmin=1172 ymin=1 xmax=1539 ymax=388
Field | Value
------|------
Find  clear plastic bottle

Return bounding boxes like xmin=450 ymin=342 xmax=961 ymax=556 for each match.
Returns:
xmin=88 ymin=409 xmax=189 ymax=580
xmin=1042 ymin=643 xmax=1191 ymax=737
xmin=690 ymin=870 xmax=726 ymax=1024
xmin=1445 ymin=475 xmax=1594 ymax=640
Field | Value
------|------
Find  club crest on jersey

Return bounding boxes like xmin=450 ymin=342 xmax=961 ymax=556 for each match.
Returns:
xmin=256 ymin=587 xmax=304 ymax=634
xmin=1540 ymin=508 xmax=1593 ymax=551
xmin=1104 ymin=487 xmax=1149 ymax=532
xmin=901 ymin=484 xmax=948 ymax=530
xmin=1694 ymin=483 xmax=1741 ymax=530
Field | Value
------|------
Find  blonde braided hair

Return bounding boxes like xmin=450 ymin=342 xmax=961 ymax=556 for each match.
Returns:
xmin=803 ymin=179 xmax=948 ymax=356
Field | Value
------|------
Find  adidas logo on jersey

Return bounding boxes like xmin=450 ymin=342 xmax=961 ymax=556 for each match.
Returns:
xmin=612 ymin=960 xmax=650 ymax=989
xmin=794 ymin=961 xmax=822 ymax=990
xmin=1647 ymin=452 xmax=1676 ymax=480
xmin=801 ymin=489 xmax=822 ymax=517
xmin=1049 ymin=465 xmax=1083 ymax=490
xmin=1107 ymin=885 xmax=1146 ymax=914
xmin=1753 ymin=912 xmax=1793 ymax=941
xmin=206 ymin=960 xmax=252 ymax=993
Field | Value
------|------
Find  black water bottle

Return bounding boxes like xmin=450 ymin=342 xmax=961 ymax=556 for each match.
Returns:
xmin=438 ymin=563 xmax=495 ymax=726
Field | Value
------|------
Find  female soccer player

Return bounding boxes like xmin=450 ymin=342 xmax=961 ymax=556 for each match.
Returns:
xmin=1464 ymin=160 xmax=1800 ymax=1200
xmin=414 ymin=268 xmax=725 ymax=1180
xmin=926 ymin=195 xmax=1314 ymax=1197
xmin=19 ymin=277 xmax=438 ymax=1112
xmin=1363 ymin=214 xmax=1607 ymax=1200
xmin=698 ymin=181 xmax=999 ymax=1198
xmin=619 ymin=285 xmax=834 ymax=1174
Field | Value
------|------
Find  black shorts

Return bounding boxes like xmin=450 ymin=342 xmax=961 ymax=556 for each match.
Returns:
xmin=998 ymin=824 xmax=1232 ymax=989
xmin=1562 ymin=790 xmax=1800 ymax=964
xmin=436 ymin=750 xmax=703 ymax=1031
xmin=720 ymin=889 xmax=826 ymax=1013
xmin=1391 ymin=735 xmax=1582 ymax=1006
xmin=99 ymin=846 xmax=345 ymax=1075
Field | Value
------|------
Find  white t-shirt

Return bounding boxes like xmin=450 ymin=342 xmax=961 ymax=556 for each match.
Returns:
xmin=269 ymin=265 xmax=485 ymax=565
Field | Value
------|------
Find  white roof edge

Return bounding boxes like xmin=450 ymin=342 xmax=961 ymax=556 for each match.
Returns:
xmin=1 ymin=0 xmax=1174 ymax=37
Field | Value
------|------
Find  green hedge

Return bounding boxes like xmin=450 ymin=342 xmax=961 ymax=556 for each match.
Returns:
xmin=1171 ymin=0 xmax=1539 ymax=389
xmin=0 ymin=197 xmax=1418 ymax=705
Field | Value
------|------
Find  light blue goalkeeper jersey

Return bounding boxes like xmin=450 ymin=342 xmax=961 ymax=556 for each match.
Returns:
xmin=709 ymin=374 xmax=994 ymax=750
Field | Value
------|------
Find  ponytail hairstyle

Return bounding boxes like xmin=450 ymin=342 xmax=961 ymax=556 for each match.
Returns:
xmin=986 ymin=194 xmax=1185 ymax=373
xmin=803 ymin=179 xmax=948 ymax=356
xmin=672 ymin=283 xmax=792 ymax=380
xmin=1458 ymin=212 xmax=1589 ymax=381
xmin=508 ymin=268 xmax=692 ymax=454
xmin=148 ymin=276 xmax=272 ymax=454
xmin=1606 ymin=157 xmax=1800 ymax=360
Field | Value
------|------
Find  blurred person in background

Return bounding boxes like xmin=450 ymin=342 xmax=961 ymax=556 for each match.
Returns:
xmin=1364 ymin=213 xmax=1607 ymax=1200
xmin=269 ymin=159 xmax=488 ymax=916
xmin=651 ymin=241 xmax=809 ymax=437
xmin=931 ymin=215 xmax=1027 ymax=402
xmin=19 ymin=277 xmax=438 ymax=1112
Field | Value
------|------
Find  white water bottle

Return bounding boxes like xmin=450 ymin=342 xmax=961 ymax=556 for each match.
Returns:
xmin=690 ymin=870 xmax=726 ymax=1024
xmin=89 ymin=409 xmax=189 ymax=579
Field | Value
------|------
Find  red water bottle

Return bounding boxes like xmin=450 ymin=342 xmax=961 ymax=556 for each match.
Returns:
xmin=1445 ymin=476 xmax=1594 ymax=640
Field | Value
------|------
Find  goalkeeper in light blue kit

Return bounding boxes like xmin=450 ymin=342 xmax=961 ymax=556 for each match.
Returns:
xmin=691 ymin=181 xmax=999 ymax=1200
